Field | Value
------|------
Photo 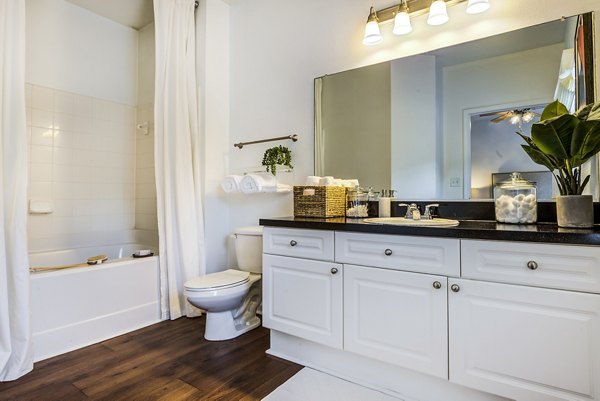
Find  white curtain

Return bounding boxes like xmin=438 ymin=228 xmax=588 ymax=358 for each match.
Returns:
xmin=0 ymin=0 xmax=33 ymax=381
xmin=154 ymin=0 xmax=206 ymax=320
xmin=554 ymin=48 xmax=576 ymax=113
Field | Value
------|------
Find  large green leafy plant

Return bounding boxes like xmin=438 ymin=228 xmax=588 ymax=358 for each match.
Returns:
xmin=518 ymin=100 xmax=600 ymax=195
xmin=262 ymin=145 xmax=293 ymax=176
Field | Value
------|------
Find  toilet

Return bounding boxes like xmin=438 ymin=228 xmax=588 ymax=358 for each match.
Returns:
xmin=184 ymin=226 xmax=263 ymax=341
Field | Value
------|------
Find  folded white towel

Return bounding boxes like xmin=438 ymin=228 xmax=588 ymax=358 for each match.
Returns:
xmin=221 ymin=175 xmax=242 ymax=193
xmin=341 ymin=179 xmax=360 ymax=188
xmin=319 ymin=176 xmax=336 ymax=186
xmin=240 ymin=173 xmax=278 ymax=193
xmin=305 ymin=176 xmax=321 ymax=186
xmin=274 ymin=184 xmax=293 ymax=193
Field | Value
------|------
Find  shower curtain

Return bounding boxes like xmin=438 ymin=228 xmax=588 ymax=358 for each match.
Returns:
xmin=154 ymin=0 xmax=206 ymax=319
xmin=0 ymin=0 xmax=33 ymax=381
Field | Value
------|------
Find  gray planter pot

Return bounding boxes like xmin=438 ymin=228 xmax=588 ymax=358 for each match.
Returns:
xmin=556 ymin=195 xmax=594 ymax=228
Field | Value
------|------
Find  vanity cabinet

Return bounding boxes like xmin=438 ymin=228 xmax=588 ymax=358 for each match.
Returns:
xmin=262 ymin=226 xmax=600 ymax=401
xmin=449 ymin=278 xmax=600 ymax=401
xmin=344 ymin=264 xmax=448 ymax=378
xmin=262 ymin=253 xmax=343 ymax=349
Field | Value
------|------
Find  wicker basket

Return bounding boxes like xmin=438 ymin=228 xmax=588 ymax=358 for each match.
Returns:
xmin=293 ymin=186 xmax=346 ymax=218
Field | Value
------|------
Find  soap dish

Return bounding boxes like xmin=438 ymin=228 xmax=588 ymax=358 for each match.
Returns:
xmin=132 ymin=250 xmax=154 ymax=258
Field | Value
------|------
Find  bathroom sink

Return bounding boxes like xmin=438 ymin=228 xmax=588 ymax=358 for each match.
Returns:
xmin=362 ymin=217 xmax=460 ymax=227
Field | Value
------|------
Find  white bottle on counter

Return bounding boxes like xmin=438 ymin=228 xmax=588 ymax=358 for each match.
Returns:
xmin=379 ymin=197 xmax=391 ymax=217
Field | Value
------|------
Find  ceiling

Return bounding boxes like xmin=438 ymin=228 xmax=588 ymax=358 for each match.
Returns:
xmin=66 ymin=0 xmax=154 ymax=30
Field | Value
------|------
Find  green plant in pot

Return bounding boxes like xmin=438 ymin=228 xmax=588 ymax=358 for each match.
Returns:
xmin=518 ymin=100 xmax=600 ymax=228
xmin=262 ymin=145 xmax=293 ymax=176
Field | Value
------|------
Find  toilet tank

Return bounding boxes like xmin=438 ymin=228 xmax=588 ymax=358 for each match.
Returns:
xmin=234 ymin=226 xmax=263 ymax=273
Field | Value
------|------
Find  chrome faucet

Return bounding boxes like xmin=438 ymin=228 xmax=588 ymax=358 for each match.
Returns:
xmin=423 ymin=204 xmax=439 ymax=220
xmin=398 ymin=203 xmax=421 ymax=220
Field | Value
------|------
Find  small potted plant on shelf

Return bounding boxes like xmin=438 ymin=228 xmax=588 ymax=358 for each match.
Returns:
xmin=518 ymin=100 xmax=600 ymax=228
xmin=262 ymin=145 xmax=293 ymax=176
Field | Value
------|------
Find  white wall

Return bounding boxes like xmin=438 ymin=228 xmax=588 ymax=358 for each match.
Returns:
xmin=25 ymin=0 xmax=138 ymax=105
xmin=197 ymin=0 xmax=232 ymax=272
xmin=227 ymin=0 xmax=600 ymax=234
xmin=391 ymin=55 xmax=438 ymax=198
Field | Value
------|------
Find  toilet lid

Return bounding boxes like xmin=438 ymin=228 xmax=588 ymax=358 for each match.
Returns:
xmin=184 ymin=269 xmax=250 ymax=290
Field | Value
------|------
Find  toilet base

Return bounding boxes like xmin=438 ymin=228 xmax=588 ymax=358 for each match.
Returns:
xmin=205 ymin=311 xmax=261 ymax=341
xmin=203 ymin=278 xmax=262 ymax=341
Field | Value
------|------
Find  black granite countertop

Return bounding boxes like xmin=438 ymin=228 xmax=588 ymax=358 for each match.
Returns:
xmin=259 ymin=216 xmax=600 ymax=245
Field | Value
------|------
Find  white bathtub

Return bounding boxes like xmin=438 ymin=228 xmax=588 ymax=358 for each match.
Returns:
xmin=30 ymin=243 xmax=161 ymax=361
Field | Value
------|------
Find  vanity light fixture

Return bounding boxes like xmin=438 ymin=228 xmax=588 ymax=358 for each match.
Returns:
xmin=363 ymin=0 xmax=490 ymax=45
xmin=363 ymin=7 xmax=383 ymax=46
xmin=427 ymin=0 xmax=449 ymax=26
xmin=466 ymin=0 xmax=490 ymax=14
xmin=393 ymin=1 xmax=413 ymax=35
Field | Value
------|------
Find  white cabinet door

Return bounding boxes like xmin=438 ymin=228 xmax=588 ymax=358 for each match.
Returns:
xmin=262 ymin=254 xmax=343 ymax=348
xmin=449 ymin=278 xmax=600 ymax=401
xmin=344 ymin=264 xmax=448 ymax=379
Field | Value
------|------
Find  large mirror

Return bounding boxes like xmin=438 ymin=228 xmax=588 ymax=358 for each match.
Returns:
xmin=315 ymin=13 xmax=596 ymax=200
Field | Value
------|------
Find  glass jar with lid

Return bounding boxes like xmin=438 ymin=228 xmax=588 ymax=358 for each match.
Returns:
xmin=346 ymin=187 xmax=369 ymax=218
xmin=494 ymin=172 xmax=537 ymax=224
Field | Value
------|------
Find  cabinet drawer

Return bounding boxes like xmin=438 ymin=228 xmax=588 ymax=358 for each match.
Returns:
xmin=462 ymin=240 xmax=600 ymax=293
xmin=335 ymin=232 xmax=460 ymax=276
xmin=263 ymin=227 xmax=334 ymax=261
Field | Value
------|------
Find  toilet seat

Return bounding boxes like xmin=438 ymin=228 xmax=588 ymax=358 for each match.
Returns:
xmin=184 ymin=269 xmax=250 ymax=291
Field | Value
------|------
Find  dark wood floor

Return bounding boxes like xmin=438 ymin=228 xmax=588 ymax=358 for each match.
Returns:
xmin=0 ymin=317 xmax=302 ymax=401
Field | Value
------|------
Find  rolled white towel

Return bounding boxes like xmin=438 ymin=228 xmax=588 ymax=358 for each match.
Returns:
xmin=319 ymin=176 xmax=336 ymax=186
xmin=341 ymin=179 xmax=360 ymax=188
xmin=240 ymin=173 xmax=278 ymax=193
xmin=275 ymin=184 xmax=293 ymax=193
xmin=305 ymin=176 xmax=321 ymax=186
xmin=221 ymin=175 xmax=242 ymax=193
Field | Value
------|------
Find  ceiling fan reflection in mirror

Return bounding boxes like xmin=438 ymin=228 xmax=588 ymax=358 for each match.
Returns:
xmin=480 ymin=108 xmax=541 ymax=124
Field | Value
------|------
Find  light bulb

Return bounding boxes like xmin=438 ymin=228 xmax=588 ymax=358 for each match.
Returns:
xmin=510 ymin=115 xmax=521 ymax=125
xmin=466 ymin=0 xmax=490 ymax=14
xmin=428 ymin=0 xmax=449 ymax=26
xmin=363 ymin=7 xmax=383 ymax=46
xmin=523 ymin=111 xmax=535 ymax=123
xmin=393 ymin=9 xmax=413 ymax=35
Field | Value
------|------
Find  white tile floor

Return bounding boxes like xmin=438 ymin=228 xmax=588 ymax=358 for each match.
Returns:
xmin=263 ymin=368 xmax=403 ymax=401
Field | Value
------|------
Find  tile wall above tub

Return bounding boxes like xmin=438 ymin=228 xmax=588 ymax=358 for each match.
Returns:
xmin=26 ymin=83 xmax=136 ymax=240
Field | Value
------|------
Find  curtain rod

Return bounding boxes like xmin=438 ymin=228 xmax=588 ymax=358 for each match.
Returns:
xmin=234 ymin=134 xmax=299 ymax=149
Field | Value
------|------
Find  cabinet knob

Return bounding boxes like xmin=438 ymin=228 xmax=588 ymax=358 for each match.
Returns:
xmin=290 ymin=240 xmax=297 ymax=247
xmin=433 ymin=281 xmax=442 ymax=289
xmin=527 ymin=260 xmax=538 ymax=270
xmin=450 ymin=284 xmax=460 ymax=293
xmin=331 ymin=267 xmax=338 ymax=275
xmin=384 ymin=248 xmax=393 ymax=256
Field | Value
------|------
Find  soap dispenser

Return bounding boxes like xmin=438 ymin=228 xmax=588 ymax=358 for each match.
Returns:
xmin=378 ymin=189 xmax=395 ymax=218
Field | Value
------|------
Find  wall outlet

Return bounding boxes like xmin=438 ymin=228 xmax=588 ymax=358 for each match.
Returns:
xmin=450 ymin=177 xmax=461 ymax=187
